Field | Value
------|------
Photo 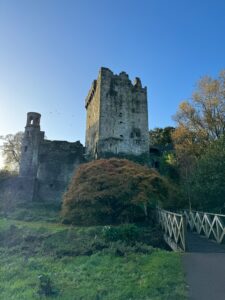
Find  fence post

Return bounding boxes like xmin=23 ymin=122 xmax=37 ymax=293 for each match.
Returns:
xmin=182 ymin=214 xmax=188 ymax=252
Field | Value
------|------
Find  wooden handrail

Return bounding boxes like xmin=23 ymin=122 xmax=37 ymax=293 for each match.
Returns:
xmin=185 ymin=210 xmax=225 ymax=218
xmin=157 ymin=208 xmax=188 ymax=252
xmin=184 ymin=210 xmax=225 ymax=244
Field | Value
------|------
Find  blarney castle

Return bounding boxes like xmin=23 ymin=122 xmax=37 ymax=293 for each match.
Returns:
xmin=4 ymin=68 xmax=150 ymax=203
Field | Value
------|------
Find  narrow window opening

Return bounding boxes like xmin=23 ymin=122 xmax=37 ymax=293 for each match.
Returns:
xmin=136 ymin=131 xmax=141 ymax=138
xmin=24 ymin=146 xmax=28 ymax=152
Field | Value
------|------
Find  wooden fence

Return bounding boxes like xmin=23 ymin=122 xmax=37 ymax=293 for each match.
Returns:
xmin=184 ymin=210 xmax=225 ymax=244
xmin=157 ymin=208 xmax=187 ymax=252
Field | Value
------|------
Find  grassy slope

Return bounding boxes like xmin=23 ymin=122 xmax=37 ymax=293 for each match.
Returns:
xmin=0 ymin=218 xmax=187 ymax=300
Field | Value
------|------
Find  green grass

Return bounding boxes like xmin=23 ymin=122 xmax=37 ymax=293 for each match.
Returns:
xmin=0 ymin=218 xmax=187 ymax=300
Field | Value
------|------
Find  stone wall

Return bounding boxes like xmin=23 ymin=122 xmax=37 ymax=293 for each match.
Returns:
xmin=36 ymin=140 xmax=84 ymax=202
xmin=6 ymin=139 xmax=84 ymax=204
xmin=0 ymin=177 xmax=37 ymax=211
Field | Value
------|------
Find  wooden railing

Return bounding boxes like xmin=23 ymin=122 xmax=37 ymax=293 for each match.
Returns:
xmin=184 ymin=210 xmax=225 ymax=244
xmin=157 ymin=208 xmax=188 ymax=252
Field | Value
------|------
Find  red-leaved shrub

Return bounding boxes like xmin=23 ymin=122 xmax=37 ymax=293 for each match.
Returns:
xmin=61 ymin=159 xmax=169 ymax=225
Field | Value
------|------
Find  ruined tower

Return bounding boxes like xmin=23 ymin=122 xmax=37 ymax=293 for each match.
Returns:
xmin=18 ymin=112 xmax=84 ymax=202
xmin=19 ymin=112 xmax=45 ymax=177
xmin=85 ymin=67 xmax=149 ymax=159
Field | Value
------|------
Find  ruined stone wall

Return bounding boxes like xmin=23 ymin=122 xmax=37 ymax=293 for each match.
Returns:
xmin=18 ymin=112 xmax=85 ymax=203
xmin=85 ymin=67 xmax=149 ymax=158
xmin=36 ymin=140 xmax=84 ymax=202
xmin=1 ymin=139 xmax=84 ymax=204
xmin=0 ymin=177 xmax=37 ymax=206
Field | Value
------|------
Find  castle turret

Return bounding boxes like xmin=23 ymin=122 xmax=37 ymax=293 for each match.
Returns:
xmin=19 ymin=112 xmax=45 ymax=177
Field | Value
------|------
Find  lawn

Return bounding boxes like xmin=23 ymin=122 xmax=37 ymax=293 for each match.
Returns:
xmin=0 ymin=218 xmax=187 ymax=300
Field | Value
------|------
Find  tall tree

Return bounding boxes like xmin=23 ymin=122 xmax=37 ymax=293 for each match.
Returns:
xmin=173 ymin=70 xmax=225 ymax=153
xmin=0 ymin=132 xmax=23 ymax=171
xmin=173 ymin=70 xmax=225 ymax=208
xmin=190 ymin=137 xmax=225 ymax=211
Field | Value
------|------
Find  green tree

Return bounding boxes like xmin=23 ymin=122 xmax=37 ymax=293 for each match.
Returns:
xmin=172 ymin=70 xmax=225 ymax=208
xmin=149 ymin=127 xmax=175 ymax=148
xmin=173 ymin=70 xmax=225 ymax=155
xmin=190 ymin=137 xmax=225 ymax=212
xmin=149 ymin=127 xmax=178 ymax=180
xmin=0 ymin=132 xmax=23 ymax=171
xmin=159 ymin=152 xmax=179 ymax=181
xmin=61 ymin=158 xmax=171 ymax=225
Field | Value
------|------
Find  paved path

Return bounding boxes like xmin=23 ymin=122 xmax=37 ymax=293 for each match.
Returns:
xmin=182 ymin=232 xmax=225 ymax=300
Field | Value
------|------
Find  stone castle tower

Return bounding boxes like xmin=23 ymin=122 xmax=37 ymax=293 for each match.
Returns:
xmin=19 ymin=112 xmax=45 ymax=177
xmin=85 ymin=67 xmax=149 ymax=159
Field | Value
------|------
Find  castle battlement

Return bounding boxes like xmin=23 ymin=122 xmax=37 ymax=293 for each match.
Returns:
xmin=85 ymin=68 xmax=146 ymax=110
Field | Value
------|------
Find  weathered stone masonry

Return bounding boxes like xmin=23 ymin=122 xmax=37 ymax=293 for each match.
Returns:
xmin=85 ymin=67 xmax=149 ymax=159
xmin=19 ymin=112 xmax=84 ymax=202
xmin=19 ymin=112 xmax=45 ymax=178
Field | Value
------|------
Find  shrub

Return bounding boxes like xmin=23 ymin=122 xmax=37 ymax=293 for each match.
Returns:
xmin=102 ymin=224 xmax=140 ymax=242
xmin=101 ymin=240 xmax=155 ymax=256
xmin=101 ymin=224 xmax=166 ymax=249
xmin=61 ymin=158 xmax=170 ymax=225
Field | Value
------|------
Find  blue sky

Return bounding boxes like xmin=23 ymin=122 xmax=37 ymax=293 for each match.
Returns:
xmin=0 ymin=0 xmax=225 ymax=145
